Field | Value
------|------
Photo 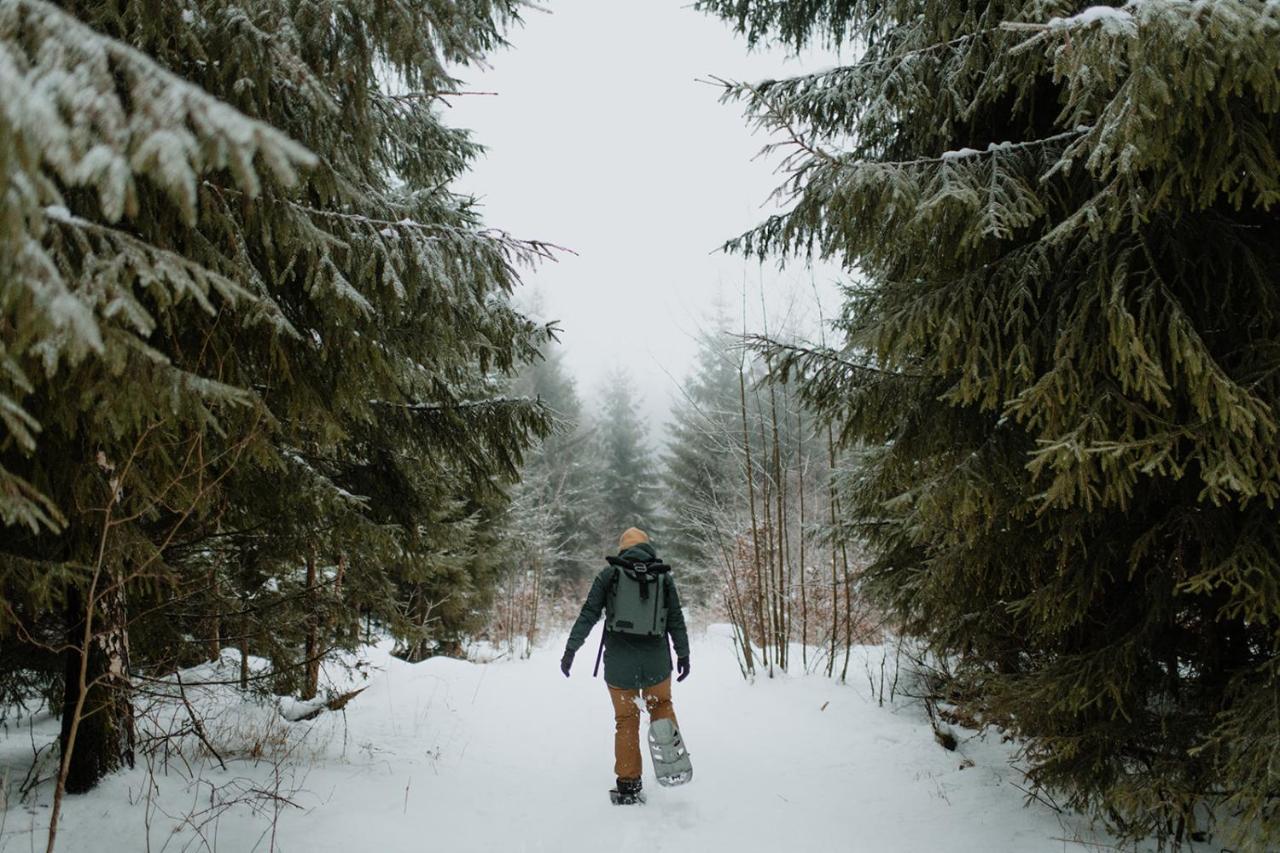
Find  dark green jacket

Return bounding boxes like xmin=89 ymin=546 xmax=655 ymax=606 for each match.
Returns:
xmin=566 ymin=543 xmax=690 ymax=689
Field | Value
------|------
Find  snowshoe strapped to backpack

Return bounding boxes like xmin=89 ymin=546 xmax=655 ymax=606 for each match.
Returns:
xmin=604 ymin=555 xmax=671 ymax=637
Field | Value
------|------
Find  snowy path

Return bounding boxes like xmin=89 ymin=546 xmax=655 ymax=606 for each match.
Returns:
xmin=7 ymin=626 xmax=1122 ymax=852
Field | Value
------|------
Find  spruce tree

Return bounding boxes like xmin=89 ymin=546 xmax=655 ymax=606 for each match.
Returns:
xmin=1 ymin=0 xmax=551 ymax=802
xmin=507 ymin=339 xmax=602 ymax=589
xmin=664 ymin=325 xmax=744 ymax=597
xmin=700 ymin=0 xmax=1280 ymax=847
xmin=596 ymin=376 xmax=661 ymax=543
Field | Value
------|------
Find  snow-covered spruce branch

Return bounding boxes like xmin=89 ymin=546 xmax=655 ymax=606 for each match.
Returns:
xmin=1001 ymin=4 xmax=1142 ymax=40
xmin=826 ymin=127 xmax=1092 ymax=171
xmin=708 ymin=23 xmax=1020 ymax=136
xmin=746 ymin=335 xmax=926 ymax=383
xmin=204 ymin=182 xmax=574 ymax=263
xmin=386 ymin=90 xmax=500 ymax=102
xmin=2 ymin=0 xmax=315 ymax=220
xmin=41 ymin=206 xmax=252 ymax=312
xmin=712 ymin=27 xmax=996 ymax=108
xmin=368 ymin=396 xmax=539 ymax=413
xmin=716 ymin=72 xmax=1090 ymax=174
xmin=213 ymin=5 xmax=339 ymax=114
xmin=1003 ymin=0 xmax=1280 ymax=51
xmin=278 ymin=449 xmax=370 ymax=509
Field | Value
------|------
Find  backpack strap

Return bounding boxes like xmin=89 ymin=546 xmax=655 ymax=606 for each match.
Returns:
xmin=605 ymin=563 xmax=621 ymax=609
xmin=606 ymin=555 xmax=659 ymax=600
xmin=596 ymin=565 xmax=620 ymax=678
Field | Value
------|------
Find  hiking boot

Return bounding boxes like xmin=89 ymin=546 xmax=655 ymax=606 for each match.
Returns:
xmin=609 ymin=776 xmax=644 ymax=805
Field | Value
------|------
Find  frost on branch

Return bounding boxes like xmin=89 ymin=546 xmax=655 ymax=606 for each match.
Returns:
xmin=0 ymin=0 xmax=315 ymax=532
xmin=0 ymin=0 xmax=314 ymax=223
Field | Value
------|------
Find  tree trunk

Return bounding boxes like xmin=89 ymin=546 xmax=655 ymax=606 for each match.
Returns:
xmin=526 ymin=556 xmax=542 ymax=659
xmin=719 ymin=534 xmax=755 ymax=676
xmin=797 ymin=406 xmax=808 ymax=671
xmin=334 ymin=552 xmax=357 ymax=645
xmin=768 ymin=381 xmax=787 ymax=671
xmin=739 ymin=366 xmax=768 ymax=670
xmin=839 ymin=532 xmax=853 ymax=684
xmin=753 ymin=390 xmax=777 ymax=674
xmin=239 ymin=591 xmax=251 ymax=690
xmin=206 ymin=564 xmax=221 ymax=662
xmin=303 ymin=548 xmax=320 ymax=700
xmin=59 ymin=582 xmax=135 ymax=795
xmin=826 ymin=426 xmax=840 ymax=678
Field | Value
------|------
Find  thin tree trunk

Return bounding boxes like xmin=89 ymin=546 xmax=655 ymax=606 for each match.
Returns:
xmin=303 ymin=548 xmax=320 ymax=700
xmin=769 ymin=382 xmax=787 ymax=671
xmin=334 ymin=552 xmax=355 ymax=645
xmin=826 ymin=425 xmax=840 ymax=679
xmin=833 ymin=446 xmax=855 ymax=683
xmin=752 ymin=385 xmax=777 ymax=674
xmin=760 ymin=457 xmax=776 ymax=668
xmin=239 ymin=591 xmax=251 ymax=690
xmin=506 ymin=571 xmax=516 ymax=654
xmin=797 ymin=406 xmax=808 ymax=671
xmin=207 ymin=564 xmax=221 ymax=662
xmin=840 ymin=530 xmax=854 ymax=684
xmin=526 ymin=555 xmax=543 ymax=658
xmin=718 ymin=531 xmax=754 ymax=676
xmin=723 ymin=588 xmax=749 ymax=680
xmin=739 ymin=365 xmax=769 ymax=670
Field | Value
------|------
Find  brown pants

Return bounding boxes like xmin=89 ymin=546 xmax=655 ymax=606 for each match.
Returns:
xmin=607 ymin=678 xmax=678 ymax=780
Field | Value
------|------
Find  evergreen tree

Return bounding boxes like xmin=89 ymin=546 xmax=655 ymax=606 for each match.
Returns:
xmin=0 ymin=0 xmax=551 ymax=804
xmin=508 ymin=339 xmax=602 ymax=589
xmin=596 ymin=376 xmax=661 ymax=543
xmin=664 ymin=324 xmax=743 ymax=597
xmin=701 ymin=0 xmax=1280 ymax=847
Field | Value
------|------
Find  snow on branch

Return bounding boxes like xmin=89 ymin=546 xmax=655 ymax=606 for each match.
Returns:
xmin=279 ymin=449 xmax=371 ymax=508
xmin=290 ymin=202 xmax=576 ymax=265
xmin=747 ymin=336 xmax=924 ymax=383
xmin=1002 ymin=3 xmax=1138 ymax=38
xmin=1003 ymin=0 xmax=1278 ymax=45
xmin=824 ymin=127 xmax=1091 ymax=172
xmin=368 ymin=396 xmax=539 ymax=414
xmin=41 ymin=205 xmax=252 ymax=319
xmin=739 ymin=30 xmax=994 ymax=91
xmin=0 ymin=0 xmax=316 ymax=224
xmin=203 ymin=183 xmax=575 ymax=266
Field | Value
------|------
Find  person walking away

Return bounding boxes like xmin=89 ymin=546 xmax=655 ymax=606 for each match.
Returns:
xmin=560 ymin=528 xmax=692 ymax=805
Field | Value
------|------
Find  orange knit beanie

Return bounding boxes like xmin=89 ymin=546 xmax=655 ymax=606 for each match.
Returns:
xmin=618 ymin=527 xmax=649 ymax=550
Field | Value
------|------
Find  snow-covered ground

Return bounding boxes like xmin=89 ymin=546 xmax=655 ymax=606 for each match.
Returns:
xmin=1 ymin=626 xmax=1134 ymax=852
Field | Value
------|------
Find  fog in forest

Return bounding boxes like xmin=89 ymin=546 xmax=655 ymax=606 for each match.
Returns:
xmin=448 ymin=0 xmax=843 ymax=428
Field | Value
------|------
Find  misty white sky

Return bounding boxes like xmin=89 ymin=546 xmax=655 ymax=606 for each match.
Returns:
xmin=448 ymin=1 xmax=845 ymax=423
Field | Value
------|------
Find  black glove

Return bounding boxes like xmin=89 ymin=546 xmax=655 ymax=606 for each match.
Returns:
xmin=676 ymin=656 xmax=690 ymax=682
xmin=560 ymin=649 xmax=575 ymax=678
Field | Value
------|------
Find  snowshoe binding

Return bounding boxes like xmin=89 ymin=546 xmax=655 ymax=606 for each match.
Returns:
xmin=609 ymin=777 xmax=645 ymax=805
xmin=647 ymin=718 xmax=693 ymax=787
